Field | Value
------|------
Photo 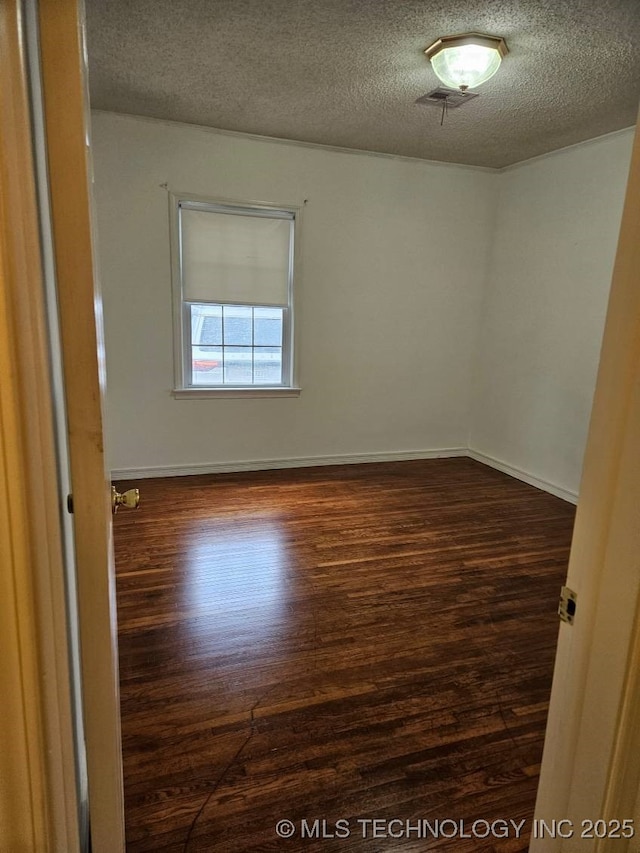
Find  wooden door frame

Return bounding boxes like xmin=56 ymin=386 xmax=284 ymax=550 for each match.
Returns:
xmin=36 ymin=0 xmax=126 ymax=850
xmin=2 ymin=0 xmax=127 ymax=850
xmin=0 ymin=0 xmax=82 ymax=849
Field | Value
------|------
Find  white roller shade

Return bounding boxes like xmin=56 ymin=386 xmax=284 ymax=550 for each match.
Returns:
xmin=180 ymin=205 xmax=293 ymax=307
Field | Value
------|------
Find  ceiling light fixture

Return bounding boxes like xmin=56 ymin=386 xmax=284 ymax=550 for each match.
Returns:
xmin=425 ymin=33 xmax=508 ymax=92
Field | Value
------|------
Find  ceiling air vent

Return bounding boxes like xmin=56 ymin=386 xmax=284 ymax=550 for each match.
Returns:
xmin=415 ymin=87 xmax=479 ymax=109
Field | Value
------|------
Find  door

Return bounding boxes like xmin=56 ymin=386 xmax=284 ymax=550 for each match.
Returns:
xmin=36 ymin=1 xmax=126 ymax=850
xmin=11 ymin=2 xmax=640 ymax=849
xmin=532 ymin=114 xmax=640 ymax=849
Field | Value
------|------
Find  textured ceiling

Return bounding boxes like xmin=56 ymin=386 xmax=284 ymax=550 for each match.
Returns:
xmin=85 ymin=0 xmax=640 ymax=168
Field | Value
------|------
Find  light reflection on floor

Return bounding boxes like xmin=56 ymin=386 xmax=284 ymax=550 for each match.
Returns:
xmin=182 ymin=515 xmax=291 ymax=637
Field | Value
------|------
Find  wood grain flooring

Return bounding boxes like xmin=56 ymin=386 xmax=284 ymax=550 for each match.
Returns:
xmin=113 ymin=458 xmax=576 ymax=852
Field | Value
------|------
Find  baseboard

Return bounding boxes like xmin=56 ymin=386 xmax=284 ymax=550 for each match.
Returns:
xmin=112 ymin=447 xmax=580 ymax=504
xmin=467 ymin=449 xmax=578 ymax=504
xmin=111 ymin=447 xmax=468 ymax=480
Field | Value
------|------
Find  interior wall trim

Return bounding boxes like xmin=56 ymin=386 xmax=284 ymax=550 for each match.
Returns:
xmin=467 ymin=449 xmax=579 ymax=504
xmin=91 ymin=110 xmax=496 ymax=174
xmin=498 ymin=125 xmax=635 ymax=173
xmin=112 ymin=447 xmax=578 ymax=505
xmin=111 ymin=447 xmax=468 ymax=480
xmin=92 ymin=110 xmax=635 ymax=175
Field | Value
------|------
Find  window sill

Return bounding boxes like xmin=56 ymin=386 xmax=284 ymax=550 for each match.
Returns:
xmin=172 ymin=387 xmax=301 ymax=399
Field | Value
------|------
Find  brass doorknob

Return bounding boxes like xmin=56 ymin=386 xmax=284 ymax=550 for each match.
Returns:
xmin=112 ymin=486 xmax=140 ymax=514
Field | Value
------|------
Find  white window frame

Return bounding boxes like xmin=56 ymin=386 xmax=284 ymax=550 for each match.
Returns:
xmin=169 ymin=192 xmax=301 ymax=398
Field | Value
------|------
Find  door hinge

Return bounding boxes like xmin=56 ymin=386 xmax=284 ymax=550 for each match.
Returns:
xmin=559 ymin=586 xmax=577 ymax=625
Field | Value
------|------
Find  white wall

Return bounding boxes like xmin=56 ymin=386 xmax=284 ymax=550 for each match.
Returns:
xmin=91 ymin=112 xmax=496 ymax=475
xmin=91 ymin=113 xmax=634 ymax=490
xmin=469 ymin=129 xmax=635 ymax=499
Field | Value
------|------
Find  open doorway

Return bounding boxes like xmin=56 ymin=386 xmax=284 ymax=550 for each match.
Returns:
xmin=26 ymin=3 xmax=640 ymax=848
xmin=92 ymin=98 xmax=634 ymax=849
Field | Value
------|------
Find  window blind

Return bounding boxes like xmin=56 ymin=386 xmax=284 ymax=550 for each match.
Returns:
xmin=180 ymin=204 xmax=293 ymax=307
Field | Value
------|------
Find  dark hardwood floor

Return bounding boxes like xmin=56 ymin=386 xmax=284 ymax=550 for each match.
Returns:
xmin=113 ymin=458 xmax=576 ymax=852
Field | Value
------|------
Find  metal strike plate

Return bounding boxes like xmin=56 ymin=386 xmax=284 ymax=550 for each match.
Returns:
xmin=559 ymin=586 xmax=577 ymax=625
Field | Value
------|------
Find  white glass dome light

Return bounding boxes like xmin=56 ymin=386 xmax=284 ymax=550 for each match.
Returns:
xmin=425 ymin=33 xmax=508 ymax=92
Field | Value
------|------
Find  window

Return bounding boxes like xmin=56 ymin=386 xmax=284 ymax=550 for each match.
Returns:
xmin=190 ymin=304 xmax=284 ymax=386
xmin=172 ymin=196 xmax=298 ymax=394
